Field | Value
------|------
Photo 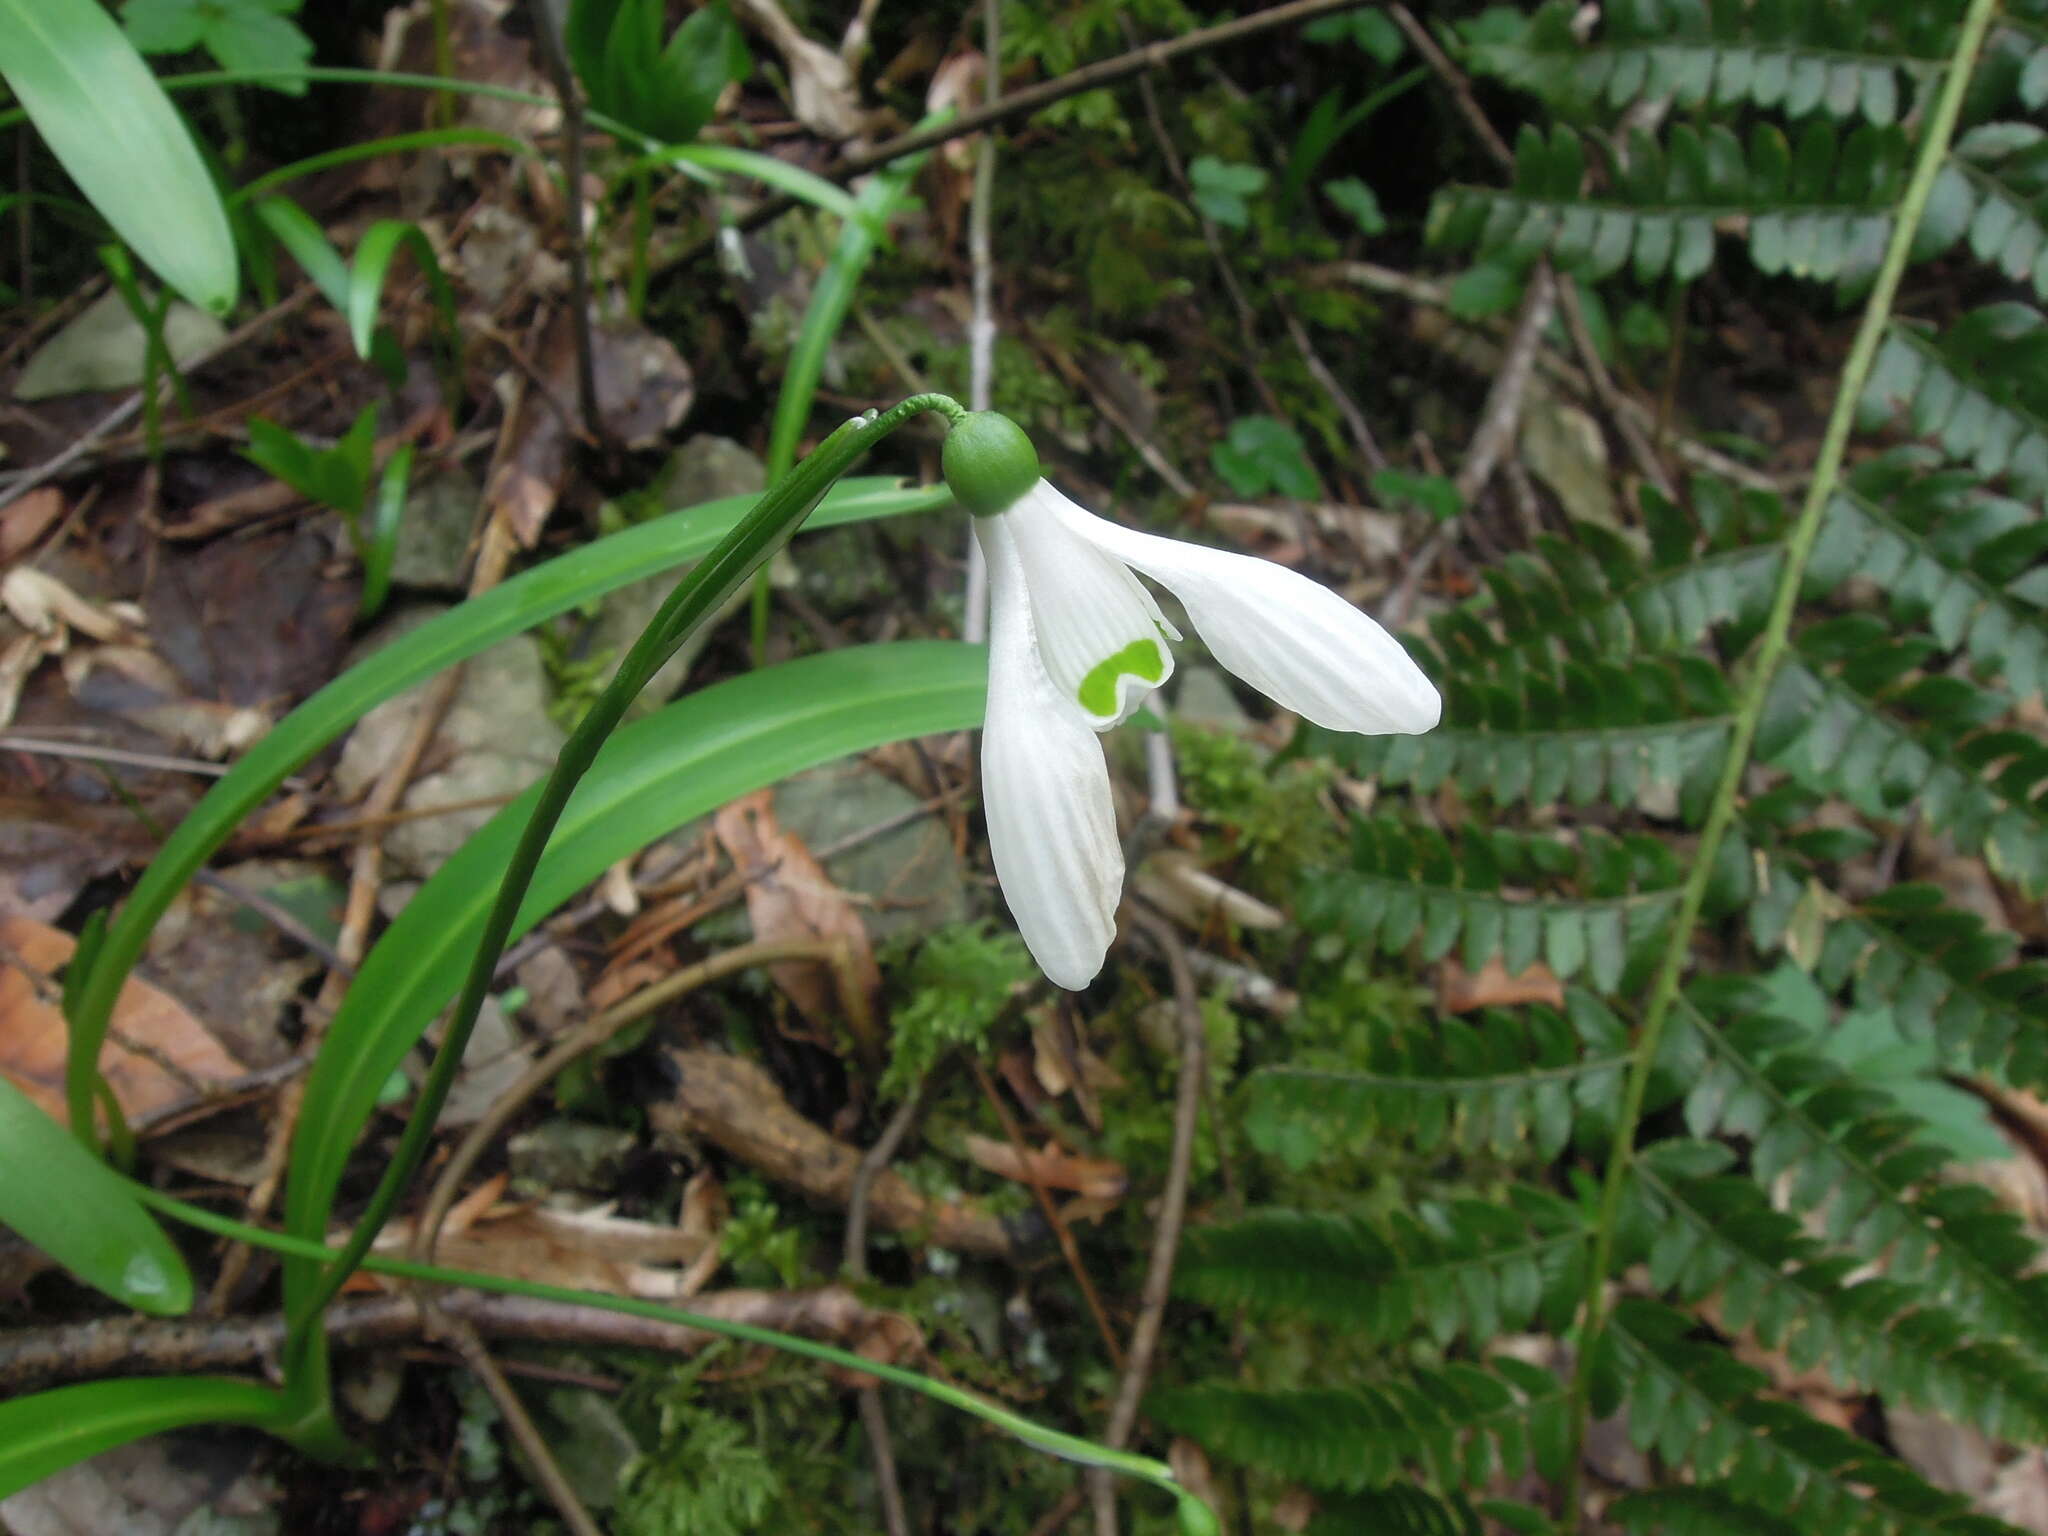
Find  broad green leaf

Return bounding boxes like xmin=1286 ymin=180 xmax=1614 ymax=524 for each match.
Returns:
xmin=1 ymin=0 xmax=237 ymax=312
xmin=0 ymin=1074 xmax=193 ymax=1316
xmin=64 ymin=477 xmax=951 ymax=1138
xmin=0 ymin=1377 xmax=287 ymax=1499
xmin=1212 ymin=415 xmax=1320 ymax=499
xmin=280 ymin=641 xmax=988 ymax=1309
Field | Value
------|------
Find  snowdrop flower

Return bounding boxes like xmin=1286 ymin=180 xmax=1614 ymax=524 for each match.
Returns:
xmin=943 ymin=411 xmax=1441 ymax=989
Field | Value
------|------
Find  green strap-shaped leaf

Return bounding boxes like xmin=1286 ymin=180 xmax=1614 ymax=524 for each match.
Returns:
xmin=0 ymin=1075 xmax=193 ymax=1316
xmin=280 ymin=640 xmax=986 ymax=1306
xmin=0 ymin=0 xmax=237 ymax=313
xmin=0 ymin=1377 xmax=289 ymax=1500
xmin=63 ymin=476 xmax=949 ymax=1139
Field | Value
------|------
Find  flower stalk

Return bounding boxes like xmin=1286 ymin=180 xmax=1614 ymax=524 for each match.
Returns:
xmin=281 ymin=393 xmax=967 ymax=1380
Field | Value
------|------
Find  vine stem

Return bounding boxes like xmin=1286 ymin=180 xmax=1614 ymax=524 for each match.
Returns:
xmin=1558 ymin=0 xmax=2003 ymax=1522
xmin=280 ymin=392 xmax=967 ymax=1382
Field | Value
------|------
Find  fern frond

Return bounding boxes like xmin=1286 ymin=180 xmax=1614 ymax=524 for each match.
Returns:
xmin=1860 ymin=305 xmax=2048 ymax=498
xmin=1748 ymin=855 xmax=2048 ymax=1088
xmin=1812 ymin=448 xmax=2048 ymax=703
xmin=1306 ymin=1486 xmax=1487 ymax=1536
xmin=1149 ymin=1357 xmax=1567 ymax=1493
xmin=1628 ymin=1140 xmax=2048 ymax=1443
xmin=1597 ymin=1300 xmax=2019 ymax=1536
xmin=1759 ymin=623 xmax=2048 ymax=893
xmin=1301 ymin=816 xmax=1683 ymax=988
xmin=1664 ymin=984 xmax=2048 ymax=1363
xmin=1429 ymin=121 xmax=1907 ymax=285
xmin=1610 ymin=1485 xmax=1848 ymax=1536
xmin=1413 ymin=481 xmax=1783 ymax=676
xmin=1463 ymin=0 xmax=1963 ymax=125
xmin=1325 ymin=654 xmax=1734 ymax=819
xmin=1247 ymin=994 xmax=1630 ymax=1162
xmin=1923 ymin=125 xmax=2048 ymax=303
xmin=1176 ymin=1188 xmax=1587 ymax=1346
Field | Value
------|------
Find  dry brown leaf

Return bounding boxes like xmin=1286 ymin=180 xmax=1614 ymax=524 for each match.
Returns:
xmin=0 ymin=912 xmax=246 ymax=1126
xmin=712 ymin=788 xmax=880 ymax=1045
xmin=0 ymin=567 xmax=144 ymax=643
xmin=0 ymin=488 xmax=68 ymax=566
xmin=960 ymin=1132 xmax=1128 ymax=1200
xmin=652 ymin=1048 xmax=1017 ymax=1256
xmin=1437 ymin=956 xmax=1566 ymax=1014
xmin=729 ymin=0 xmax=863 ymax=137
xmin=368 ymin=1191 xmax=721 ymax=1300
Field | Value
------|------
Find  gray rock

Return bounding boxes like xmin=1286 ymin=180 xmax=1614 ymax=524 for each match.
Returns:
xmin=507 ymin=1119 xmax=638 ymax=1195
xmin=15 ymin=291 xmax=226 ymax=399
xmin=773 ymin=759 xmax=968 ymax=942
xmin=388 ymin=468 xmax=483 ymax=592
xmin=334 ymin=605 xmax=566 ymax=878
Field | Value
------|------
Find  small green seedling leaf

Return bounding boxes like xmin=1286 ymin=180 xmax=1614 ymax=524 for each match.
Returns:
xmin=1211 ymin=415 xmax=1320 ymax=499
xmin=122 ymin=0 xmax=313 ymax=94
xmin=1189 ymin=156 xmax=1268 ymax=231
xmin=1324 ymin=177 xmax=1387 ymax=234
xmin=1372 ymin=467 xmax=1462 ymax=522
xmin=1449 ymin=261 xmax=1526 ymax=319
xmin=1302 ymin=9 xmax=1404 ymax=63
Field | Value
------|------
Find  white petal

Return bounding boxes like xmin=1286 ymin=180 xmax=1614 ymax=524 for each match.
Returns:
xmin=975 ymin=515 xmax=1122 ymax=989
xmin=1040 ymin=486 xmax=1441 ymax=735
xmin=1004 ymin=481 xmax=1177 ymax=728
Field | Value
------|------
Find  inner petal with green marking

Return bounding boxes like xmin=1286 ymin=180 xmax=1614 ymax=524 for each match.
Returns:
xmin=1077 ymin=638 xmax=1166 ymax=719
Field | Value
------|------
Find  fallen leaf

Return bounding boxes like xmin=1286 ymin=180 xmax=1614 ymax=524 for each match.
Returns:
xmin=712 ymin=788 xmax=880 ymax=1048
xmin=729 ymin=0 xmax=864 ymax=138
xmin=0 ymin=488 xmax=68 ymax=565
xmin=0 ymin=912 xmax=246 ymax=1127
xmin=960 ymin=1132 xmax=1128 ymax=1200
xmin=1436 ymin=956 xmax=1566 ymax=1013
xmin=652 ymin=1048 xmax=1018 ymax=1257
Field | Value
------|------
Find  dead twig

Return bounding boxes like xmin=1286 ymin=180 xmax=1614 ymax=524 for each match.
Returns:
xmin=421 ymin=1300 xmax=605 ymax=1536
xmin=0 ymin=1284 xmax=907 ymax=1394
xmin=1390 ymin=5 xmax=1511 ymax=169
xmin=1131 ymin=38 xmax=1291 ymax=427
xmin=843 ymin=1086 xmax=925 ymax=1536
xmin=686 ymin=0 xmax=1379 ymax=256
xmin=1455 ymin=262 xmax=1557 ymax=507
xmin=526 ymin=0 xmax=604 ymax=449
xmin=418 ymin=939 xmax=843 ymax=1260
xmin=1089 ymin=910 xmax=1207 ymax=1536
xmin=969 ymin=1058 xmax=1123 ymax=1366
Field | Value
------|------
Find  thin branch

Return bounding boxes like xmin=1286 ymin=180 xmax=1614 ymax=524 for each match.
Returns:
xmin=843 ymin=1086 xmax=924 ymax=1536
xmin=423 ymin=1302 xmax=605 ymax=1536
xmin=689 ymin=0 xmax=1377 ymax=254
xmin=1091 ymin=909 xmax=1207 ymax=1536
xmin=1390 ymin=4 xmax=1511 ymax=170
xmin=0 ymin=1285 xmax=902 ymax=1394
xmin=1454 ymin=261 xmax=1555 ymax=506
xmin=1131 ymin=39 xmax=1290 ymax=427
xmin=527 ymin=0 xmax=604 ymax=448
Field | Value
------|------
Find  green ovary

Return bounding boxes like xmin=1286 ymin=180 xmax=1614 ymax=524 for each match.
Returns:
xmin=1077 ymin=639 xmax=1166 ymax=718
